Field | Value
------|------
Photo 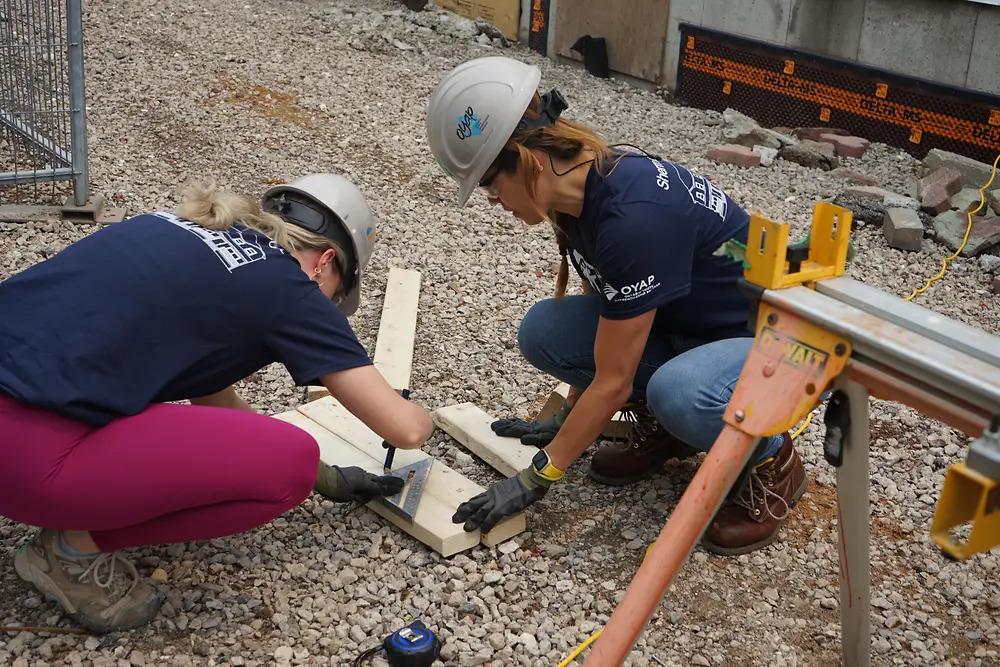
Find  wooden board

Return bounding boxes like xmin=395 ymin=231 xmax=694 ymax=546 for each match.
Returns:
xmin=299 ymin=398 xmax=526 ymax=548
xmin=433 ymin=403 xmax=536 ymax=478
xmin=436 ymin=0 xmax=520 ymax=41
xmin=277 ymin=410 xmax=480 ymax=556
xmin=373 ymin=268 xmax=421 ymax=391
xmin=537 ymin=382 xmax=571 ymax=422
xmin=553 ymin=0 xmax=669 ymax=83
xmin=307 ymin=267 xmax=421 ymax=400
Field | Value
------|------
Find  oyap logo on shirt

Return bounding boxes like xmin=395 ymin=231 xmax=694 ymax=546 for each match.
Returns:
xmin=456 ymin=106 xmax=489 ymax=140
xmin=603 ymin=274 xmax=660 ymax=302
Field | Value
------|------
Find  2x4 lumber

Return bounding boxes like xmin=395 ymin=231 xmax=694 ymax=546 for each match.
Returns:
xmin=432 ymin=403 xmax=535 ymax=478
xmin=307 ymin=266 xmax=421 ymax=399
xmin=538 ymin=383 xmax=632 ymax=439
xmin=299 ymin=398 xmax=526 ymax=548
xmin=275 ymin=410 xmax=479 ymax=556
xmin=373 ymin=267 xmax=422 ymax=391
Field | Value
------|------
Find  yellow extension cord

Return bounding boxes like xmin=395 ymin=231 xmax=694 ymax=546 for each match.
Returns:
xmin=557 ymin=154 xmax=1000 ymax=667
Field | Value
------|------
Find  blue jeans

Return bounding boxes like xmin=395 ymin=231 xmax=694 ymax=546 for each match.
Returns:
xmin=517 ymin=295 xmax=783 ymax=462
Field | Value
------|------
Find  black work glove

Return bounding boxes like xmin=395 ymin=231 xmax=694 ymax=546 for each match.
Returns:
xmin=491 ymin=403 xmax=570 ymax=448
xmin=314 ymin=464 xmax=405 ymax=503
xmin=452 ymin=466 xmax=552 ymax=532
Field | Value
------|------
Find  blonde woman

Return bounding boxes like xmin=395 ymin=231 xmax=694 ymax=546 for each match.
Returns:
xmin=427 ymin=57 xmax=806 ymax=555
xmin=0 ymin=174 xmax=432 ymax=632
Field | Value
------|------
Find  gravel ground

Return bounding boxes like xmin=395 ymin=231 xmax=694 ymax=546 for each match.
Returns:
xmin=1 ymin=1 xmax=998 ymax=665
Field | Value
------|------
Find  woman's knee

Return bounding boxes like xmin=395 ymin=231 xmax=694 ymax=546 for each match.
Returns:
xmin=517 ymin=298 xmax=559 ymax=369
xmin=645 ymin=362 xmax=696 ymax=433
xmin=645 ymin=339 xmax=752 ymax=449
xmin=264 ymin=420 xmax=319 ymax=509
xmin=517 ymin=296 xmax=600 ymax=372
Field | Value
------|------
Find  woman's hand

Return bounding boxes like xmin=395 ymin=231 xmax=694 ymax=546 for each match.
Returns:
xmin=314 ymin=464 xmax=405 ymax=503
xmin=321 ymin=366 xmax=433 ymax=449
xmin=490 ymin=403 xmax=569 ymax=447
xmin=452 ymin=465 xmax=553 ymax=532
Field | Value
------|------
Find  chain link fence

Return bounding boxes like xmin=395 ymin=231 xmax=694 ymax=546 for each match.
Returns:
xmin=0 ymin=0 xmax=88 ymax=207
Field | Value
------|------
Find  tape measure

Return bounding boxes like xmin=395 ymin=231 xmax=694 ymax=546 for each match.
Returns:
xmin=353 ymin=620 xmax=441 ymax=667
xmin=385 ymin=620 xmax=441 ymax=666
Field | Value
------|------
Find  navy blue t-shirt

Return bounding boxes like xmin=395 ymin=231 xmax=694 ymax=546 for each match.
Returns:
xmin=565 ymin=155 xmax=752 ymax=340
xmin=0 ymin=212 xmax=372 ymax=425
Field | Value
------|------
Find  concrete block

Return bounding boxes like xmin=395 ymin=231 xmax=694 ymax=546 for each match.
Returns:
xmin=920 ymin=166 xmax=963 ymax=200
xmin=857 ymin=0 xmax=977 ymax=89
xmin=921 ymin=187 xmax=952 ymax=215
xmin=991 ymin=189 xmax=1000 ymax=216
xmin=951 ymin=188 xmax=990 ymax=216
xmin=722 ymin=108 xmax=796 ymax=149
xmin=820 ymin=134 xmax=870 ymax=158
xmin=923 ymin=149 xmax=995 ymax=189
xmin=882 ymin=208 xmax=923 ymax=252
xmin=707 ymin=144 xmax=761 ymax=168
xmin=779 ymin=140 xmax=839 ymax=170
xmin=932 ymin=210 xmax=1000 ymax=257
xmin=702 ymin=0 xmax=792 ymax=44
xmin=786 ymin=0 xmax=865 ymax=60
xmin=967 ymin=6 xmax=1000 ymax=96
xmin=753 ymin=145 xmax=779 ymax=166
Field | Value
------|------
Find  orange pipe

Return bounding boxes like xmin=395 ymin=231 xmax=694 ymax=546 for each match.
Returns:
xmin=584 ymin=426 xmax=757 ymax=666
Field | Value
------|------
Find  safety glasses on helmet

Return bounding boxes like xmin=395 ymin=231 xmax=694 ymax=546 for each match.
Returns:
xmin=264 ymin=193 xmax=356 ymax=299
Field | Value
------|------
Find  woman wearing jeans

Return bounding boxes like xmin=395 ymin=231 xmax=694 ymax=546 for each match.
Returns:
xmin=426 ymin=57 xmax=806 ymax=555
xmin=0 ymin=174 xmax=432 ymax=632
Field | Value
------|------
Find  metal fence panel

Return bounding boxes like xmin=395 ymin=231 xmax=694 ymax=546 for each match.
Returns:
xmin=0 ymin=0 xmax=88 ymax=206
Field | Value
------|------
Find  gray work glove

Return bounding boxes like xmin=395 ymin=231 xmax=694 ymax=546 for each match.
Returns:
xmin=314 ymin=464 xmax=404 ymax=503
xmin=452 ymin=467 xmax=552 ymax=533
xmin=491 ymin=403 xmax=570 ymax=448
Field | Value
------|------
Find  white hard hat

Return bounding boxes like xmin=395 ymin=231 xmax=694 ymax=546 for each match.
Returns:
xmin=263 ymin=174 xmax=376 ymax=316
xmin=426 ymin=56 xmax=541 ymax=206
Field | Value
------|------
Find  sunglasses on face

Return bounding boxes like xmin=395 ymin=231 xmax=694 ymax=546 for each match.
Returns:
xmin=478 ymin=149 xmax=519 ymax=192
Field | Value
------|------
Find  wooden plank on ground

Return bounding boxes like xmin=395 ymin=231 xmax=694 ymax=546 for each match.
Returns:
xmin=537 ymin=382 xmax=571 ymax=421
xmin=299 ymin=397 xmax=526 ymax=548
xmin=276 ymin=410 xmax=480 ymax=556
xmin=305 ymin=266 xmax=421 ymax=400
xmin=373 ymin=267 xmax=421 ymax=391
xmin=433 ymin=403 xmax=535 ymax=477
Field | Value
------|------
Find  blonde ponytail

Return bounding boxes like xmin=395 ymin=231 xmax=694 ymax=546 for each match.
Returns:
xmin=177 ymin=181 xmax=349 ymax=278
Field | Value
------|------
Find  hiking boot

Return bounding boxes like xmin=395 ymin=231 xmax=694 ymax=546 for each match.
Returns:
xmin=588 ymin=404 xmax=698 ymax=486
xmin=702 ymin=434 xmax=808 ymax=555
xmin=14 ymin=530 xmax=163 ymax=633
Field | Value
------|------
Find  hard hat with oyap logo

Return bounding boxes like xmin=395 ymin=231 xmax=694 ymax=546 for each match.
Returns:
xmin=262 ymin=174 xmax=376 ymax=316
xmin=426 ymin=56 xmax=541 ymax=206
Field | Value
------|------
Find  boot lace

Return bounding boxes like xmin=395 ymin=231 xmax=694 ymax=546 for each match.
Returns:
xmin=621 ymin=402 xmax=659 ymax=449
xmin=73 ymin=553 xmax=140 ymax=600
xmin=735 ymin=463 xmax=791 ymax=521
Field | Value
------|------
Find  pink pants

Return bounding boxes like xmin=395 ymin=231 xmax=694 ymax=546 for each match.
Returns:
xmin=0 ymin=393 xmax=318 ymax=551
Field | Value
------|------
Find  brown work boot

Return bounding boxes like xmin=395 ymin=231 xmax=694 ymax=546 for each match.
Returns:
xmin=702 ymin=434 xmax=808 ymax=555
xmin=14 ymin=530 xmax=163 ymax=633
xmin=588 ymin=404 xmax=698 ymax=486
